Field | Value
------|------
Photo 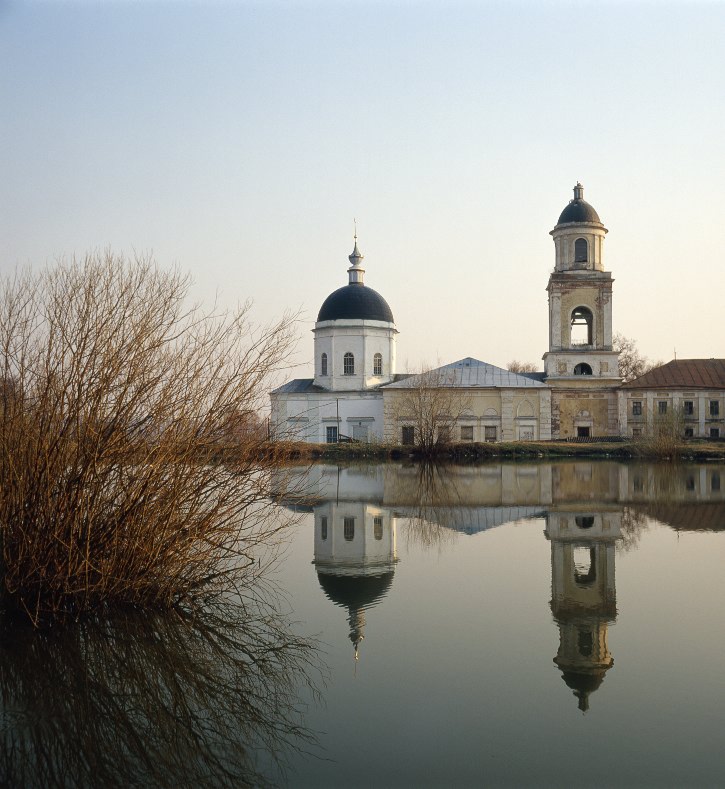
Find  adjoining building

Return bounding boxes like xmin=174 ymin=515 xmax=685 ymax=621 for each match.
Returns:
xmin=619 ymin=359 xmax=725 ymax=439
xmin=270 ymin=185 xmax=723 ymax=444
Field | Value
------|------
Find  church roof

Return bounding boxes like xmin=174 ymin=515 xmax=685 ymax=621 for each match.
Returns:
xmin=317 ymin=283 xmax=394 ymax=323
xmin=622 ymin=359 xmax=725 ymax=389
xmin=270 ymin=378 xmax=323 ymax=394
xmin=382 ymin=357 xmax=548 ymax=389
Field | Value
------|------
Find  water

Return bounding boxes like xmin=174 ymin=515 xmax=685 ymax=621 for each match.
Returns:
xmin=272 ymin=460 xmax=725 ymax=788
xmin=1 ymin=459 xmax=724 ymax=787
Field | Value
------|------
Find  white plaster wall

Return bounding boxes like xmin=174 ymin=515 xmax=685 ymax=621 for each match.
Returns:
xmin=313 ymin=502 xmax=396 ymax=569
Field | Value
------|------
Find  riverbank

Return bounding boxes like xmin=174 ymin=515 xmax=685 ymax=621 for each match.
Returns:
xmin=265 ymin=439 xmax=725 ymax=463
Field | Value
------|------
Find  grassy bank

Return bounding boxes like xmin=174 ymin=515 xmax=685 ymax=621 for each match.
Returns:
xmin=263 ymin=439 xmax=725 ymax=463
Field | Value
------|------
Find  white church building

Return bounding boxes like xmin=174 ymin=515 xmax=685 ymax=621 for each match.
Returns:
xmin=270 ymin=238 xmax=398 ymax=443
xmin=271 ymin=184 xmax=725 ymax=443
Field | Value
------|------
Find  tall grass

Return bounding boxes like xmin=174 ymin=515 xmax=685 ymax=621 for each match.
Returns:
xmin=0 ymin=252 xmax=297 ymax=623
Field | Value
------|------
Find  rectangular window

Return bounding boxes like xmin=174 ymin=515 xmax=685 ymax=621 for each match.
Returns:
xmin=343 ymin=517 xmax=355 ymax=541
xmin=632 ymin=428 xmax=642 ymax=438
xmin=373 ymin=516 xmax=383 ymax=540
xmin=712 ymin=472 xmax=721 ymax=492
xmin=710 ymin=400 xmax=720 ymax=417
xmin=577 ymin=426 xmax=590 ymax=438
xmin=710 ymin=428 xmax=720 ymax=439
xmin=632 ymin=401 xmax=642 ymax=416
xmin=320 ymin=516 xmax=328 ymax=541
xmin=373 ymin=354 xmax=382 ymax=376
xmin=684 ymin=401 xmax=694 ymax=416
xmin=684 ymin=428 xmax=694 ymax=438
xmin=658 ymin=401 xmax=668 ymax=415
xmin=326 ymin=426 xmax=338 ymax=444
xmin=485 ymin=426 xmax=497 ymax=442
xmin=685 ymin=476 xmax=696 ymax=492
xmin=460 ymin=425 xmax=474 ymax=441
xmin=633 ymin=476 xmax=643 ymax=492
xmin=401 ymin=425 xmax=415 ymax=445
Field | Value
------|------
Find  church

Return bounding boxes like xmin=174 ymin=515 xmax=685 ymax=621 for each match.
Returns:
xmin=270 ymin=185 xmax=725 ymax=443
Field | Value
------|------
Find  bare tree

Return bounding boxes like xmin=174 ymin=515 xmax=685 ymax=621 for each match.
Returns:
xmin=388 ymin=365 xmax=472 ymax=455
xmin=0 ymin=251 xmax=298 ymax=622
xmin=507 ymin=360 xmax=539 ymax=373
xmin=613 ymin=333 xmax=664 ymax=382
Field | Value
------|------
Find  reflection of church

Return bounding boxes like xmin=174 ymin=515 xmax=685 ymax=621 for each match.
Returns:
xmin=313 ymin=499 xmax=397 ymax=659
xmin=545 ymin=509 xmax=620 ymax=711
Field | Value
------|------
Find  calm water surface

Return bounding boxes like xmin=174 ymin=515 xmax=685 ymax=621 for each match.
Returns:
xmin=1 ymin=460 xmax=724 ymax=788
xmin=273 ymin=460 xmax=725 ymax=788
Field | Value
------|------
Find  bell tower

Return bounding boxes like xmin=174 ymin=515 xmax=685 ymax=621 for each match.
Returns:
xmin=543 ymin=184 xmax=621 ymax=438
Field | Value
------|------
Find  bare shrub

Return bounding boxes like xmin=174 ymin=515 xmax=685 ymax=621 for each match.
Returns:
xmin=0 ymin=251 xmax=297 ymax=622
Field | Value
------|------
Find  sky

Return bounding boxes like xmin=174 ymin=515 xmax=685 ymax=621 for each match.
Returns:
xmin=1 ymin=0 xmax=724 ymax=380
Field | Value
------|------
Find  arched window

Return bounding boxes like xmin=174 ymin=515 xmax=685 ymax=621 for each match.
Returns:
xmin=373 ymin=353 xmax=382 ymax=376
xmin=575 ymin=515 xmax=595 ymax=529
xmin=321 ymin=353 xmax=328 ymax=376
xmin=574 ymin=362 xmax=593 ymax=376
xmin=573 ymin=546 xmax=597 ymax=586
xmin=343 ymin=352 xmax=355 ymax=375
xmin=574 ymin=237 xmax=588 ymax=263
xmin=344 ymin=517 xmax=355 ymax=541
xmin=570 ymin=306 xmax=593 ymax=346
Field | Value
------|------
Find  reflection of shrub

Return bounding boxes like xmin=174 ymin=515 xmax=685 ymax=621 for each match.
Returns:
xmin=0 ymin=600 xmax=319 ymax=788
xmin=0 ymin=252 xmax=296 ymax=622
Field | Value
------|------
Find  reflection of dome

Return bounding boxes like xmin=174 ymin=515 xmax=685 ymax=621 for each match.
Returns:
xmin=317 ymin=571 xmax=394 ymax=659
xmin=317 ymin=571 xmax=394 ymax=611
xmin=556 ymin=183 xmax=602 ymax=226
xmin=559 ymin=669 xmax=608 ymax=713
xmin=317 ymin=284 xmax=394 ymax=323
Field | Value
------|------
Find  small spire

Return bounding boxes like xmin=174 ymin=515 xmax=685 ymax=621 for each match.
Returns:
xmin=347 ymin=225 xmax=365 ymax=285
xmin=573 ymin=182 xmax=584 ymax=201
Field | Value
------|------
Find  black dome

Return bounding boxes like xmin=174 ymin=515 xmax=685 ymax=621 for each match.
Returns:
xmin=317 ymin=571 xmax=394 ymax=611
xmin=557 ymin=199 xmax=601 ymax=225
xmin=317 ymin=283 xmax=394 ymax=323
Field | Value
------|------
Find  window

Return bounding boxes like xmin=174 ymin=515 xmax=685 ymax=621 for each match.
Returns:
xmin=570 ymin=306 xmax=593 ymax=346
xmin=710 ymin=428 xmax=720 ymax=439
xmin=460 ymin=425 xmax=474 ymax=441
xmin=485 ymin=426 xmax=497 ymax=442
xmin=402 ymin=425 xmax=415 ymax=445
xmin=712 ymin=472 xmax=721 ymax=492
xmin=632 ymin=401 xmax=642 ymax=416
xmin=633 ymin=476 xmax=643 ymax=492
xmin=574 ymin=362 xmax=593 ymax=376
xmin=344 ymin=517 xmax=355 ymax=541
xmin=320 ymin=516 xmax=328 ymax=541
xmin=684 ymin=400 xmax=694 ymax=416
xmin=710 ymin=400 xmax=720 ymax=417
xmin=574 ymin=237 xmax=588 ymax=263
xmin=373 ymin=353 xmax=382 ymax=376
xmin=343 ymin=352 xmax=355 ymax=375
xmin=684 ymin=428 xmax=694 ymax=438
xmin=321 ymin=353 xmax=328 ymax=376
xmin=374 ymin=516 xmax=383 ymax=540
xmin=575 ymin=516 xmax=595 ymax=530
xmin=326 ymin=425 xmax=338 ymax=443
xmin=577 ymin=426 xmax=590 ymax=437
xmin=438 ymin=426 xmax=451 ymax=444
xmin=632 ymin=428 xmax=642 ymax=438
xmin=685 ymin=475 xmax=695 ymax=492
xmin=658 ymin=401 xmax=668 ymax=415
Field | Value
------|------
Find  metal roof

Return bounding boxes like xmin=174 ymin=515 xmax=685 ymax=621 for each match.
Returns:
xmin=622 ymin=359 xmax=725 ymax=389
xmin=270 ymin=378 xmax=324 ymax=395
xmin=317 ymin=283 xmax=394 ymax=323
xmin=382 ymin=357 xmax=547 ymax=389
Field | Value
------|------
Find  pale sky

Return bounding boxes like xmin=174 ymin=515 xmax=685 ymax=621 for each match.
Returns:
xmin=2 ymin=1 xmax=724 ymax=379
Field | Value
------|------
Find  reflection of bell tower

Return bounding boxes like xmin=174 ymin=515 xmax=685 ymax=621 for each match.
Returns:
xmin=313 ymin=500 xmax=397 ymax=660
xmin=545 ymin=510 xmax=621 ymax=711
